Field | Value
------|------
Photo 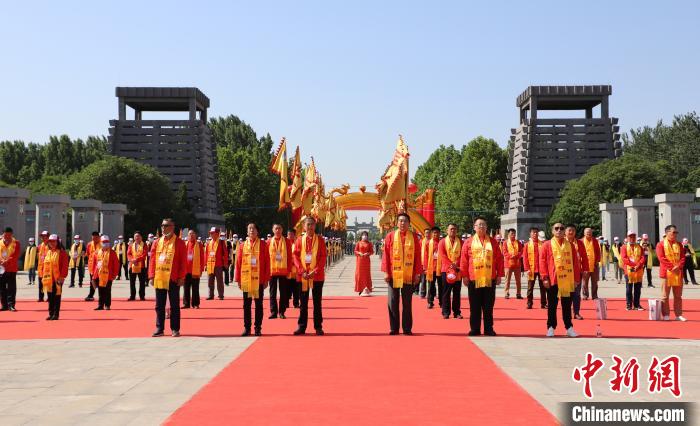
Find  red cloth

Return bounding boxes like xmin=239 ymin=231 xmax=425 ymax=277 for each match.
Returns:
xmin=56 ymin=249 xmax=69 ymax=279
xmin=655 ymin=240 xmax=685 ymax=279
xmin=186 ymin=240 xmax=206 ymax=277
xmin=620 ymin=244 xmax=645 ymax=270
xmin=502 ymin=239 xmax=522 ymax=269
xmin=571 ymin=238 xmax=589 ymax=280
xmin=234 ymin=238 xmax=271 ymax=285
xmin=538 ymin=238 xmax=586 ymax=284
xmin=458 ymin=236 xmax=504 ymax=282
xmin=580 ymin=237 xmax=601 ymax=264
xmin=269 ymin=236 xmax=293 ymax=276
xmin=0 ymin=238 xmax=20 ymax=272
xmin=380 ymin=231 xmax=423 ymax=278
xmin=438 ymin=237 xmax=461 ymax=274
xmin=127 ymin=242 xmax=148 ymax=272
xmin=292 ymin=235 xmax=327 ymax=282
xmin=206 ymin=239 xmax=229 ymax=268
xmin=88 ymin=249 xmax=120 ymax=281
xmin=147 ymin=236 xmax=188 ymax=282
xmin=522 ymin=239 xmax=540 ymax=273
xmin=354 ymin=241 xmax=374 ymax=292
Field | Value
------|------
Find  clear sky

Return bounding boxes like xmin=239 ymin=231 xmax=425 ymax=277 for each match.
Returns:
xmin=2 ymin=1 xmax=698 ymax=222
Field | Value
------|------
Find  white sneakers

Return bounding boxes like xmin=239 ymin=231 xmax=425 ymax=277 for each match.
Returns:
xmin=546 ymin=327 xmax=555 ymax=337
xmin=566 ymin=327 xmax=579 ymax=338
xmin=676 ymin=316 xmax=687 ymax=322
xmin=360 ymin=288 xmax=371 ymax=297
xmin=663 ymin=315 xmax=670 ymax=321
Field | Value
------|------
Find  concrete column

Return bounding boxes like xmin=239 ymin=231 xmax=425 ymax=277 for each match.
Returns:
xmin=599 ymin=203 xmax=626 ymax=243
xmin=655 ymin=193 xmax=694 ymax=242
xmin=0 ymin=188 xmax=30 ymax=244
xmin=601 ymin=96 xmax=609 ymax=118
xmin=690 ymin=203 xmax=700 ymax=246
xmin=530 ymin=97 xmax=538 ymax=121
xmin=624 ymin=198 xmax=657 ymax=244
xmin=71 ymin=199 xmax=102 ymax=242
xmin=100 ymin=203 xmax=127 ymax=239
xmin=118 ymin=98 xmax=126 ymax=120
xmin=189 ymin=98 xmax=197 ymax=121
xmin=499 ymin=211 xmax=546 ymax=240
xmin=24 ymin=204 xmax=36 ymax=245
xmin=34 ymin=194 xmax=71 ymax=242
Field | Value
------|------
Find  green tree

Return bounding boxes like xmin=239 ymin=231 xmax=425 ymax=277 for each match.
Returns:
xmin=413 ymin=144 xmax=462 ymax=191
xmin=173 ymin=181 xmax=196 ymax=230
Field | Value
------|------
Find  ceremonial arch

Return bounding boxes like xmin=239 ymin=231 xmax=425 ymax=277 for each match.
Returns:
xmin=334 ymin=191 xmax=432 ymax=232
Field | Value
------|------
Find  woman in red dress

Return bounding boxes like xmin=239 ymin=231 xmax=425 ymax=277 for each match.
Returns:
xmin=354 ymin=231 xmax=374 ymax=296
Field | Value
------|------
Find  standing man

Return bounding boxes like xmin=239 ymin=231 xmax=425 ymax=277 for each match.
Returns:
xmin=682 ymin=238 xmax=698 ymax=285
xmin=114 ymin=236 xmax=129 ymax=281
xmin=439 ymin=223 xmax=463 ymax=319
xmin=0 ymin=227 xmax=21 ymax=312
xmin=539 ymin=223 xmax=581 ymax=337
xmin=40 ymin=234 xmax=68 ymax=320
xmin=502 ymin=228 xmax=523 ymax=300
xmin=127 ymin=232 xmax=148 ymax=301
xmin=223 ymin=234 xmax=232 ymax=287
xmin=68 ymin=235 xmax=86 ymax=288
xmin=460 ymin=217 xmax=503 ymax=336
xmin=641 ymin=234 xmax=655 ymax=288
xmin=581 ymin=228 xmax=601 ymax=300
xmin=599 ymin=237 xmax=610 ymax=282
xmin=84 ymin=231 xmax=101 ymax=302
xmin=611 ymin=237 xmax=623 ymax=284
xmin=148 ymin=218 xmax=187 ymax=336
xmin=422 ymin=226 xmax=441 ymax=310
xmin=566 ymin=225 xmax=589 ymax=321
xmin=419 ymin=228 xmax=430 ymax=299
xmin=23 ymin=237 xmax=38 ymax=287
xmin=381 ymin=213 xmax=422 ymax=335
xmin=235 ymin=223 xmax=270 ymax=336
xmin=89 ymin=235 xmax=120 ymax=311
xmin=523 ymin=227 xmax=546 ymax=309
xmin=37 ymin=231 xmax=50 ymax=302
xmin=183 ymin=229 xmax=205 ymax=309
xmin=205 ymin=227 xmax=228 ymax=300
xmin=656 ymin=225 xmax=686 ymax=321
xmin=620 ymin=231 xmax=645 ymax=311
xmin=286 ymin=229 xmax=300 ymax=309
xmin=293 ymin=216 xmax=328 ymax=335
xmin=268 ymin=224 xmax=292 ymax=319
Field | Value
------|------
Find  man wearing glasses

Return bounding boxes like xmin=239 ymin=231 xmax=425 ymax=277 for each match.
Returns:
xmin=656 ymin=225 xmax=687 ymax=321
xmin=148 ymin=218 xmax=187 ymax=337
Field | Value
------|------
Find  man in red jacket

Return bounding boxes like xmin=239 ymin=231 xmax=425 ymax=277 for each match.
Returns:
xmin=382 ymin=213 xmax=422 ymax=335
xmin=523 ymin=227 xmax=547 ymax=309
xmin=581 ymin=227 xmax=601 ymax=300
xmin=502 ymin=228 xmax=523 ymax=300
xmin=268 ymin=223 xmax=293 ymax=319
xmin=293 ymin=217 xmax=328 ymax=335
xmin=621 ymin=230 xmax=646 ymax=310
xmin=235 ymin=223 xmax=271 ymax=336
xmin=206 ymin=227 xmax=229 ymax=300
xmin=566 ymin=224 xmax=589 ymax=320
xmin=439 ymin=223 xmax=463 ymax=319
xmin=183 ymin=229 xmax=205 ymax=309
xmin=0 ymin=227 xmax=21 ymax=312
xmin=460 ymin=217 xmax=504 ymax=336
xmin=148 ymin=218 xmax=187 ymax=337
xmin=656 ymin=224 xmax=686 ymax=321
xmin=41 ymin=234 xmax=69 ymax=320
xmin=88 ymin=235 xmax=120 ymax=311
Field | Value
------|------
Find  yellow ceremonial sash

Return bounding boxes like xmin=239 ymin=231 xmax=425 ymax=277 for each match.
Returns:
xmin=471 ymin=236 xmax=493 ymax=288
xmin=130 ymin=243 xmax=144 ymax=273
xmin=154 ymin=237 xmax=176 ymax=290
xmin=206 ymin=239 xmax=219 ymax=275
xmin=42 ymin=249 xmax=62 ymax=295
xmin=583 ymin=238 xmax=596 ymax=272
xmin=600 ymin=245 xmax=609 ymax=266
xmin=301 ymin=235 xmax=319 ymax=291
xmin=116 ymin=243 xmax=127 ymax=265
xmin=24 ymin=246 xmax=37 ymax=271
xmin=269 ymin=237 xmax=287 ymax=275
xmin=626 ymin=244 xmax=644 ymax=282
xmin=391 ymin=230 xmax=415 ymax=289
xmin=551 ymin=239 xmax=574 ymax=297
xmin=190 ymin=242 xmax=202 ymax=278
xmin=506 ymin=239 xmax=520 ymax=268
xmin=68 ymin=243 xmax=83 ymax=268
xmin=426 ymin=238 xmax=439 ymax=276
xmin=241 ymin=238 xmax=261 ymax=298
xmin=664 ymin=239 xmax=682 ymax=287
xmin=287 ymin=240 xmax=297 ymax=279
xmin=95 ymin=248 xmax=111 ymax=287
xmin=0 ymin=238 xmax=16 ymax=263
xmin=527 ymin=240 xmax=537 ymax=280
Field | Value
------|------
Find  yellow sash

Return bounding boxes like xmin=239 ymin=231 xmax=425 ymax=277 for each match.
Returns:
xmin=154 ymin=237 xmax=176 ymax=290
xmin=626 ymin=244 xmax=644 ymax=283
xmin=0 ymin=238 xmax=16 ymax=263
xmin=600 ymin=245 xmax=609 ymax=266
xmin=41 ymin=249 xmax=62 ymax=295
xmin=269 ymin=237 xmax=287 ymax=275
xmin=190 ymin=242 xmax=202 ymax=278
xmin=287 ymin=240 xmax=297 ymax=279
xmin=24 ymin=246 xmax=37 ymax=271
xmin=471 ymin=236 xmax=493 ymax=288
xmin=391 ymin=230 xmax=415 ymax=289
xmin=551 ymin=239 xmax=574 ymax=297
xmin=130 ymin=242 xmax=144 ymax=273
xmin=206 ymin=239 xmax=219 ymax=275
xmin=506 ymin=239 xmax=520 ymax=268
xmin=301 ymin=235 xmax=319 ymax=291
xmin=664 ymin=239 xmax=682 ymax=287
xmin=241 ymin=238 xmax=261 ymax=298
xmin=116 ymin=243 xmax=127 ymax=265
xmin=583 ymin=238 xmax=596 ymax=272
xmin=68 ymin=243 xmax=83 ymax=268
xmin=96 ymin=248 xmax=111 ymax=287
xmin=527 ymin=240 xmax=537 ymax=280
xmin=426 ymin=238 xmax=439 ymax=276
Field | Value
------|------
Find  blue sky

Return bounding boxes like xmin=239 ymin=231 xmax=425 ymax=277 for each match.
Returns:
xmin=1 ymin=1 xmax=698 ymax=221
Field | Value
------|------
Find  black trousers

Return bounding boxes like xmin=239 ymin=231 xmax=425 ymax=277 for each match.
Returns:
xmin=298 ymin=281 xmax=324 ymax=331
xmin=223 ymin=265 xmax=230 ymax=286
xmin=70 ymin=266 xmax=85 ymax=286
xmin=97 ymin=281 xmax=113 ymax=308
xmin=47 ymin=283 xmax=62 ymax=319
xmin=526 ymin=273 xmax=547 ymax=308
xmin=441 ymin=273 xmax=461 ymax=317
xmin=129 ymin=270 xmax=147 ymax=299
xmin=419 ymin=273 xmax=426 ymax=297
xmin=426 ymin=273 xmax=441 ymax=305
xmin=645 ymin=266 xmax=653 ymax=286
xmin=0 ymin=272 xmax=17 ymax=309
xmin=269 ymin=275 xmax=286 ymax=315
xmin=243 ymin=285 xmax=265 ymax=330
xmin=117 ymin=260 xmax=129 ymax=280
xmin=387 ymin=282 xmax=414 ymax=333
xmin=289 ymin=278 xmax=300 ymax=308
xmin=683 ymin=261 xmax=697 ymax=284
xmin=183 ymin=274 xmax=200 ymax=307
xmin=208 ymin=266 xmax=224 ymax=298
xmin=155 ymin=284 xmax=180 ymax=332
xmin=546 ymin=285 xmax=573 ymax=330
xmin=626 ymin=282 xmax=642 ymax=308
xmin=467 ymin=281 xmax=495 ymax=334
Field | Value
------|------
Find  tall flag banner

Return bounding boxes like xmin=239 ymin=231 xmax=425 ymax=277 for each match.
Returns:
xmin=376 ymin=135 xmax=409 ymax=206
xmin=289 ymin=146 xmax=303 ymax=209
xmin=302 ymin=157 xmax=318 ymax=215
xmin=270 ymin=137 xmax=290 ymax=211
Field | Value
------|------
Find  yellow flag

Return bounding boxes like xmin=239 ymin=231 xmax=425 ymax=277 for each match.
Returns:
xmin=289 ymin=146 xmax=303 ymax=209
xmin=270 ymin=138 xmax=290 ymax=210
xmin=302 ymin=158 xmax=317 ymax=215
xmin=376 ymin=135 xmax=409 ymax=205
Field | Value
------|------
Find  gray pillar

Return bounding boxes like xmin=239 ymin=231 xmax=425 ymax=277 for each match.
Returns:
xmin=34 ymin=194 xmax=71 ymax=243
xmin=585 ymin=107 xmax=593 ymax=119
xmin=118 ymin=98 xmax=126 ymax=120
xmin=189 ymin=98 xmax=197 ymax=121
xmin=530 ymin=97 xmax=538 ymax=121
xmin=0 ymin=188 xmax=30 ymax=244
xmin=691 ymin=203 xmax=700 ymax=246
xmin=655 ymin=193 xmax=694 ymax=242
xmin=599 ymin=203 xmax=626 ymax=243
xmin=601 ymin=97 xmax=609 ymax=118
xmin=499 ymin=211 xmax=546 ymax=240
xmin=624 ymin=198 xmax=657 ymax=244
xmin=71 ymin=199 xmax=102 ymax=242
xmin=100 ymin=203 xmax=127 ymax=239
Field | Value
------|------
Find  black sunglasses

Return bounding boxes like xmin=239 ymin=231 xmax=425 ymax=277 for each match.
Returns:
xmin=554 ymin=226 xmax=565 ymax=231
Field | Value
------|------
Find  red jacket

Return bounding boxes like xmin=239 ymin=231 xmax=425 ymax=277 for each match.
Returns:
xmin=127 ymin=242 xmax=148 ymax=272
xmin=438 ymin=236 xmax=462 ymax=274
xmin=459 ymin=235 xmax=504 ymax=282
xmin=205 ymin=239 xmax=229 ymax=268
xmin=620 ymin=244 xmax=645 ymax=270
xmin=381 ymin=231 xmax=423 ymax=278
xmin=268 ymin=236 xmax=293 ymax=276
xmin=186 ymin=240 xmax=206 ymax=277
xmin=293 ymin=235 xmax=327 ymax=282
xmin=147 ymin=236 xmax=188 ymax=282
xmin=502 ymin=238 xmax=522 ymax=269
xmin=656 ymin=240 xmax=685 ymax=279
xmin=0 ymin=238 xmax=21 ymax=273
xmin=88 ymin=248 xmax=120 ymax=281
xmin=539 ymin=238 xmax=586 ymax=285
xmin=522 ymin=239 xmax=540 ymax=273
xmin=422 ymin=237 xmax=440 ymax=274
xmin=37 ymin=247 xmax=69 ymax=280
xmin=580 ymin=237 xmax=601 ymax=265
xmin=234 ymin=238 xmax=271 ymax=285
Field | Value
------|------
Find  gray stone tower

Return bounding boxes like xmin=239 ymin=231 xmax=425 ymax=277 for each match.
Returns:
xmin=501 ymin=85 xmax=620 ymax=236
xmin=109 ymin=87 xmax=224 ymax=235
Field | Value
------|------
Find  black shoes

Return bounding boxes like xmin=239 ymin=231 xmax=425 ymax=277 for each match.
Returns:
xmin=152 ymin=329 xmax=164 ymax=337
xmin=516 ymin=295 xmax=523 ymax=300
xmin=254 ymin=329 xmax=262 ymax=336
xmin=403 ymin=330 xmax=412 ymax=336
xmin=85 ymin=297 xmax=94 ymax=301
xmin=454 ymin=314 xmax=464 ymax=319
xmin=218 ymin=296 xmax=224 ymax=300
xmin=279 ymin=313 xmax=286 ymax=319
xmin=9 ymin=307 xmax=16 ymax=312
xmin=293 ymin=328 xmax=306 ymax=335
xmin=127 ymin=297 xmax=135 ymax=301
xmin=389 ymin=330 xmax=399 ymax=335
xmin=427 ymin=303 xmax=434 ymax=309
xmin=315 ymin=329 xmax=324 ymax=336
xmin=241 ymin=329 xmax=251 ymax=337
xmin=94 ymin=306 xmax=103 ymax=311
xmin=182 ymin=305 xmax=190 ymax=309
xmin=526 ymin=304 xmax=533 ymax=309
xmin=206 ymin=296 xmax=214 ymax=300
xmin=468 ymin=330 xmax=480 ymax=336
xmin=269 ymin=314 xmax=278 ymax=319
xmin=484 ymin=330 xmax=497 ymax=336
xmin=442 ymin=315 xmax=449 ymax=319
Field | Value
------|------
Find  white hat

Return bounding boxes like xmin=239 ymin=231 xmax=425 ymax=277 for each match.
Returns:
xmin=101 ymin=235 xmax=110 ymax=242
xmin=28 ymin=237 xmax=35 ymax=242
xmin=148 ymin=233 xmax=154 ymax=238
xmin=627 ymin=230 xmax=636 ymax=237
xmin=73 ymin=234 xmax=80 ymax=239
xmin=118 ymin=235 xmax=123 ymax=239
xmin=642 ymin=233 xmax=649 ymax=240
xmin=682 ymin=238 xmax=689 ymax=244
xmin=209 ymin=227 xmax=219 ymax=233
xmin=40 ymin=230 xmax=49 ymax=236
xmin=614 ymin=236 xmax=620 ymax=241
xmin=48 ymin=234 xmax=58 ymax=241
xmin=232 ymin=234 xmax=239 ymax=238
